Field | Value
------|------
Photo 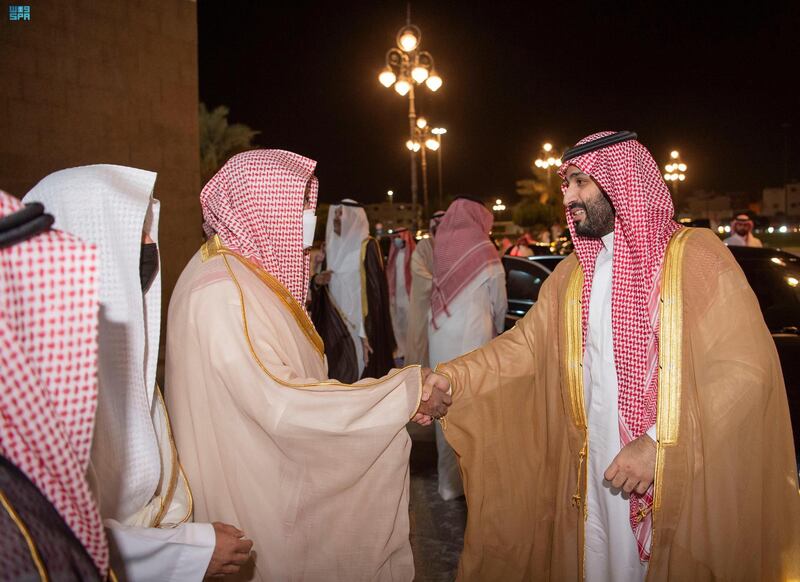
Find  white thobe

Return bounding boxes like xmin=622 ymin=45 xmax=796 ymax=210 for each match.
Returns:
xmin=330 ymin=269 xmax=366 ymax=375
xmin=723 ymin=233 xmax=763 ymax=247
xmin=429 ymin=261 xmax=507 ymax=500
xmin=391 ymin=248 xmax=410 ymax=358
xmin=583 ymin=232 xmax=653 ymax=582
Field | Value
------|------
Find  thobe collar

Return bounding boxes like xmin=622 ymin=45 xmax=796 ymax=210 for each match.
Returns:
xmin=601 ymin=230 xmax=615 ymax=253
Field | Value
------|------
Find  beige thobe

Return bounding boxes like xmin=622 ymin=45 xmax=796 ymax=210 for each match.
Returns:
xmin=166 ymin=238 xmax=422 ymax=582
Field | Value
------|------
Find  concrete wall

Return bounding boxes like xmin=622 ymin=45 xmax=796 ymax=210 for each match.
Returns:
xmin=0 ymin=1 xmax=201 ymax=340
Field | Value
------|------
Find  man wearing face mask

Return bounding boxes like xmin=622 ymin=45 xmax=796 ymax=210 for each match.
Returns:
xmin=386 ymin=227 xmax=416 ymax=364
xmin=25 ymin=165 xmax=250 ymax=581
xmin=310 ymin=199 xmax=396 ymax=383
xmin=165 ymin=150 xmax=450 ymax=581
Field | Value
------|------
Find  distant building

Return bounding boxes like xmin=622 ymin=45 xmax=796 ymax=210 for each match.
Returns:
xmin=762 ymin=183 xmax=800 ymax=218
xmin=491 ymin=220 xmax=524 ymax=238
xmin=364 ymin=202 xmax=420 ymax=234
xmin=684 ymin=191 xmax=733 ymax=230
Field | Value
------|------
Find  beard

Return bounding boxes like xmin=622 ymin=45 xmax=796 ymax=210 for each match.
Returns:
xmin=571 ymin=195 xmax=615 ymax=238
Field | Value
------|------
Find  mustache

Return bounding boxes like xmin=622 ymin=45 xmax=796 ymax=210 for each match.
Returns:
xmin=567 ymin=202 xmax=587 ymax=212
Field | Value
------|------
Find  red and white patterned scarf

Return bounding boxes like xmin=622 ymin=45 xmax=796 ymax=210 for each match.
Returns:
xmin=201 ymin=150 xmax=319 ymax=306
xmin=431 ymin=198 xmax=500 ymax=328
xmin=386 ymin=228 xmax=416 ymax=300
xmin=0 ymin=192 xmax=107 ymax=573
xmin=559 ymin=133 xmax=681 ymax=560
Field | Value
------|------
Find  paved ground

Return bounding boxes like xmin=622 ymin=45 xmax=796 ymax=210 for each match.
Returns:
xmin=407 ymin=422 xmax=467 ymax=582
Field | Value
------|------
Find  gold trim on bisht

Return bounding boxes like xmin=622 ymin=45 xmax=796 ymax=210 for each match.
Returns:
xmin=201 ymin=235 xmax=324 ymax=357
xmin=204 ymin=239 xmax=421 ymax=409
xmin=150 ymin=385 xmax=193 ymax=528
xmin=564 ymin=264 xmax=587 ymax=431
xmin=563 ymin=261 xmax=589 ymax=578
xmin=653 ymin=227 xmax=693 ymax=517
xmin=0 ymin=488 xmax=49 ymax=581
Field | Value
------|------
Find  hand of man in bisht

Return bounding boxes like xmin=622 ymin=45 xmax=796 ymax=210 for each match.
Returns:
xmin=411 ymin=368 xmax=433 ymax=425
xmin=313 ymin=270 xmax=333 ymax=286
xmin=362 ymin=336 xmax=373 ymax=367
xmin=412 ymin=372 xmax=452 ymax=425
xmin=206 ymin=522 xmax=254 ymax=577
xmin=603 ymin=434 xmax=657 ymax=495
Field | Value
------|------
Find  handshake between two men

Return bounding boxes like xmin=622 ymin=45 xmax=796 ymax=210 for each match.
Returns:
xmin=411 ymin=369 xmax=452 ymax=427
xmin=408 ymin=367 xmax=658 ymax=497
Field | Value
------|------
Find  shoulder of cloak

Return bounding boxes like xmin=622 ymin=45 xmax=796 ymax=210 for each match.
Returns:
xmin=679 ymin=227 xmax=749 ymax=297
xmin=361 ymin=236 xmax=384 ymax=270
xmin=547 ymin=252 xmax=580 ymax=292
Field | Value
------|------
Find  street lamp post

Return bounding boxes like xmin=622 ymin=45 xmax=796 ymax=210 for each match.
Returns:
xmin=534 ymin=142 xmax=562 ymax=188
xmin=387 ymin=190 xmax=394 ymax=205
xmin=379 ymin=16 xmax=443 ymax=231
xmin=404 ymin=116 xmax=442 ymax=221
xmin=432 ymin=127 xmax=447 ymax=209
xmin=663 ymin=150 xmax=688 ymax=204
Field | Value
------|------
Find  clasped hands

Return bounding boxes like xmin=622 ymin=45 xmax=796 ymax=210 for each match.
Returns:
xmin=412 ymin=369 xmax=452 ymax=426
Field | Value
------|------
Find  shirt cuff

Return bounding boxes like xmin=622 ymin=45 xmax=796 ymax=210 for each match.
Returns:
xmin=645 ymin=424 xmax=657 ymax=442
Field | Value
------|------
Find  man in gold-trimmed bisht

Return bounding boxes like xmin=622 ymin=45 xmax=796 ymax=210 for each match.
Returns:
xmin=310 ymin=199 xmax=396 ymax=383
xmin=26 ymin=165 xmax=248 ymax=580
xmin=166 ymin=150 xmax=449 ymax=582
xmin=424 ymin=131 xmax=800 ymax=581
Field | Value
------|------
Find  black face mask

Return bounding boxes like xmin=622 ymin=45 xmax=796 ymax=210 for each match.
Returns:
xmin=140 ymin=243 xmax=159 ymax=292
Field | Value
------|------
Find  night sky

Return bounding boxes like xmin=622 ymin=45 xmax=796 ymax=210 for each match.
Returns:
xmin=198 ymin=1 xmax=798 ymax=206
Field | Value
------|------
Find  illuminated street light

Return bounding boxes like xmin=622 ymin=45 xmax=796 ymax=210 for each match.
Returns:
xmin=379 ymin=67 xmax=397 ymax=88
xmin=534 ymin=141 xmax=562 ymax=187
xmin=411 ymin=65 xmax=429 ymax=83
xmin=404 ymin=119 xmax=446 ymax=215
xmin=426 ymin=71 xmax=442 ymax=91
xmin=394 ymin=78 xmax=411 ymax=96
xmin=405 ymin=139 xmax=421 ymax=152
xmin=425 ymin=138 xmax=440 ymax=151
xmin=663 ymin=149 xmax=688 ymax=200
xmin=398 ymin=26 xmax=419 ymax=52
xmin=379 ymin=11 xmax=444 ymax=230
xmin=492 ymin=198 xmax=507 ymax=212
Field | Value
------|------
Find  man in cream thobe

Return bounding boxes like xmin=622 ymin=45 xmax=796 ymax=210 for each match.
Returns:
xmin=166 ymin=150 xmax=446 ymax=582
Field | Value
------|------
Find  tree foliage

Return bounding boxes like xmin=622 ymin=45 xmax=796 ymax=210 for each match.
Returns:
xmin=199 ymin=103 xmax=260 ymax=184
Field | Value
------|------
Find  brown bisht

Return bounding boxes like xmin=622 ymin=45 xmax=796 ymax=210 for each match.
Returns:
xmin=436 ymin=228 xmax=800 ymax=581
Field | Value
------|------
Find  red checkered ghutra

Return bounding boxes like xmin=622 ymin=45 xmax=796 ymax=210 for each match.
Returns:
xmin=559 ymin=133 xmax=682 ymax=560
xmin=201 ymin=150 xmax=319 ymax=307
xmin=0 ymin=192 xmax=107 ymax=573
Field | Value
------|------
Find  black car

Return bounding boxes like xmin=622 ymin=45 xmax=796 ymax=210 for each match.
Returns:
xmin=502 ymin=245 xmax=800 ymax=452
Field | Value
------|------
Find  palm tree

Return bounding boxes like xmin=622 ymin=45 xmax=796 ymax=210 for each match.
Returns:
xmin=199 ymin=103 xmax=260 ymax=184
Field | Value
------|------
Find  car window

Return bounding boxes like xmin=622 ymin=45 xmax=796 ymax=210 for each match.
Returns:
xmin=505 ymin=260 xmax=553 ymax=303
xmin=737 ymin=257 xmax=800 ymax=332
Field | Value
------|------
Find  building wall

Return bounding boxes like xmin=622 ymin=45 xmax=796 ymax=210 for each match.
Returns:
xmin=365 ymin=202 xmax=420 ymax=234
xmin=763 ymin=184 xmax=800 ymax=217
xmin=0 ymin=1 xmax=201 ymax=337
